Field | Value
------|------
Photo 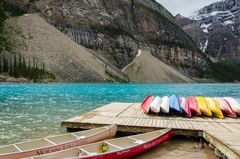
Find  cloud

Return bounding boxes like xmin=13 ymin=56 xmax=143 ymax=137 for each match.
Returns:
xmin=156 ymin=0 xmax=221 ymax=17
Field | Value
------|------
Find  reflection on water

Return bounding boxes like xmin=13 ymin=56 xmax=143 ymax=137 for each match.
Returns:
xmin=134 ymin=137 xmax=218 ymax=159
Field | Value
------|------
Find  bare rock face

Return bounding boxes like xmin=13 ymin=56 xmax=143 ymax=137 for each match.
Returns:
xmin=199 ymin=0 xmax=240 ymax=15
xmin=8 ymin=0 xmax=209 ymax=79
xmin=176 ymin=0 xmax=240 ymax=62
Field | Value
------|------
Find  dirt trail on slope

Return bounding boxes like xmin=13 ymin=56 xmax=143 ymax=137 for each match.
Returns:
xmin=122 ymin=51 xmax=194 ymax=83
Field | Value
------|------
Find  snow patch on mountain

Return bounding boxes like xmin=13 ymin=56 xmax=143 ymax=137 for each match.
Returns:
xmin=223 ymin=20 xmax=235 ymax=25
xmin=190 ymin=10 xmax=231 ymax=20
xmin=200 ymin=36 xmax=208 ymax=52
xmin=200 ymin=23 xmax=212 ymax=34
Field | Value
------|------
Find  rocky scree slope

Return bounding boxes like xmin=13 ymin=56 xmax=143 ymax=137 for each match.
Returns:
xmin=122 ymin=51 xmax=194 ymax=83
xmin=8 ymin=0 xmax=209 ymax=79
xmin=8 ymin=14 xmax=130 ymax=82
xmin=176 ymin=0 xmax=240 ymax=62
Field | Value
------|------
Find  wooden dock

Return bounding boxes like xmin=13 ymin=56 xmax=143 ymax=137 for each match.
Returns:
xmin=62 ymin=103 xmax=240 ymax=159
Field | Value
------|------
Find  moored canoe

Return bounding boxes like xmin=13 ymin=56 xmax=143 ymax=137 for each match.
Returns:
xmin=160 ymin=96 xmax=170 ymax=113
xmin=169 ymin=95 xmax=182 ymax=114
xmin=214 ymin=97 xmax=237 ymax=118
xmin=0 ymin=125 xmax=117 ymax=159
xmin=223 ymin=97 xmax=240 ymax=115
xmin=28 ymin=129 xmax=172 ymax=159
xmin=141 ymin=96 xmax=154 ymax=113
xmin=186 ymin=97 xmax=201 ymax=116
xmin=205 ymin=97 xmax=224 ymax=119
xmin=195 ymin=97 xmax=212 ymax=117
xmin=150 ymin=96 xmax=162 ymax=113
xmin=180 ymin=97 xmax=191 ymax=117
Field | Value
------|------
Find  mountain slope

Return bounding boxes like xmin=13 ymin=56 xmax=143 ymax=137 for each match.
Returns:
xmin=7 ymin=0 xmax=209 ymax=79
xmin=176 ymin=0 xmax=240 ymax=62
xmin=13 ymin=14 xmax=128 ymax=82
xmin=122 ymin=51 xmax=194 ymax=83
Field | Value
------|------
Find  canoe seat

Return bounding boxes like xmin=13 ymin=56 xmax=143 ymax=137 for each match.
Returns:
xmin=134 ymin=140 xmax=145 ymax=144
xmin=80 ymin=141 xmax=121 ymax=155
xmin=0 ymin=145 xmax=20 ymax=155
xmin=16 ymin=139 xmax=54 ymax=151
xmin=107 ymin=138 xmax=139 ymax=149
xmin=130 ymin=131 xmax=160 ymax=142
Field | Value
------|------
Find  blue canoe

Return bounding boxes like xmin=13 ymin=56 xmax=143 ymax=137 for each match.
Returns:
xmin=169 ymin=95 xmax=182 ymax=114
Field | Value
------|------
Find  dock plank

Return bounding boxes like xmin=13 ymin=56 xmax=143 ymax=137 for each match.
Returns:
xmin=62 ymin=102 xmax=240 ymax=159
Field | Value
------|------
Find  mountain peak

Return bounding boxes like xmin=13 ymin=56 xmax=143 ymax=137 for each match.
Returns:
xmin=177 ymin=0 xmax=240 ymax=63
xmin=199 ymin=0 xmax=240 ymax=15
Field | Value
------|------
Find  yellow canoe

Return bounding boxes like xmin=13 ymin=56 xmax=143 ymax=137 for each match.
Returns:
xmin=205 ymin=97 xmax=224 ymax=119
xmin=195 ymin=96 xmax=212 ymax=116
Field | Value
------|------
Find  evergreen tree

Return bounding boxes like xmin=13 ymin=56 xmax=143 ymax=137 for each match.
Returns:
xmin=3 ymin=54 xmax=8 ymax=72
xmin=0 ymin=57 xmax=2 ymax=73
xmin=13 ymin=54 xmax=18 ymax=77
xmin=9 ymin=56 xmax=13 ymax=76
xmin=18 ymin=53 xmax=22 ymax=74
xmin=27 ymin=58 xmax=31 ymax=79
xmin=22 ymin=57 xmax=27 ymax=76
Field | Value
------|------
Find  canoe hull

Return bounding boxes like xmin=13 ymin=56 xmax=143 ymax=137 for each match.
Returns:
xmin=150 ymin=96 xmax=161 ymax=113
xmin=76 ymin=129 xmax=172 ymax=159
xmin=180 ymin=97 xmax=191 ymax=117
xmin=221 ymin=99 xmax=238 ymax=118
xmin=223 ymin=97 xmax=240 ymax=115
xmin=0 ymin=125 xmax=117 ymax=159
xmin=205 ymin=97 xmax=224 ymax=119
xmin=169 ymin=95 xmax=182 ymax=114
xmin=160 ymin=96 xmax=170 ymax=113
xmin=141 ymin=96 xmax=154 ymax=114
xmin=187 ymin=97 xmax=201 ymax=116
xmin=196 ymin=97 xmax=212 ymax=117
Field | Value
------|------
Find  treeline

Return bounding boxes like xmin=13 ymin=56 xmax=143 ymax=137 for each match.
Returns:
xmin=0 ymin=54 xmax=54 ymax=81
xmin=208 ymin=60 xmax=240 ymax=82
xmin=0 ymin=0 xmax=24 ymax=53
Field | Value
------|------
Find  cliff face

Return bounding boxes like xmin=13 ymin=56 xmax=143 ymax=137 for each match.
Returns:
xmin=198 ymin=0 xmax=240 ymax=14
xmin=7 ymin=0 xmax=209 ymax=78
xmin=177 ymin=0 xmax=240 ymax=62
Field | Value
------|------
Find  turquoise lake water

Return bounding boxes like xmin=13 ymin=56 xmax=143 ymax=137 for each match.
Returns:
xmin=0 ymin=83 xmax=240 ymax=146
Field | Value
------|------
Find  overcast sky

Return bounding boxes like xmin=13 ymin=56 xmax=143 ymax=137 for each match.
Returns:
xmin=157 ymin=0 xmax=221 ymax=17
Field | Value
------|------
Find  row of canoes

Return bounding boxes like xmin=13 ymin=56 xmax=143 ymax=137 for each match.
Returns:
xmin=0 ymin=125 xmax=172 ymax=159
xmin=141 ymin=95 xmax=240 ymax=118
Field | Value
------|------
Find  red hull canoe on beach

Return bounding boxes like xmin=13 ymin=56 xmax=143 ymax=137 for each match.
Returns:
xmin=0 ymin=125 xmax=117 ymax=159
xmin=186 ymin=97 xmax=201 ymax=116
xmin=180 ymin=97 xmax=191 ymax=117
xmin=141 ymin=96 xmax=154 ymax=113
xmin=214 ymin=97 xmax=237 ymax=118
xmin=30 ymin=129 xmax=172 ymax=159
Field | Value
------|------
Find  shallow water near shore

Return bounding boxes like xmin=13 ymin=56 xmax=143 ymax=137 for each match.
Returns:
xmin=134 ymin=137 xmax=218 ymax=159
xmin=0 ymin=83 xmax=239 ymax=147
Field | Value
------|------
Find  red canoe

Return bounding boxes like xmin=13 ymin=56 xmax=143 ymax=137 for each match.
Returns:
xmin=141 ymin=96 xmax=154 ymax=113
xmin=186 ymin=97 xmax=201 ymax=116
xmin=180 ymin=97 xmax=191 ymax=117
xmin=30 ymin=129 xmax=172 ymax=159
xmin=215 ymin=98 xmax=237 ymax=118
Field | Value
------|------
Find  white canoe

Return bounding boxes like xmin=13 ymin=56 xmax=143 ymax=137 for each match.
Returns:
xmin=150 ymin=96 xmax=162 ymax=113
xmin=160 ymin=96 xmax=170 ymax=113
xmin=0 ymin=125 xmax=117 ymax=159
xmin=28 ymin=129 xmax=172 ymax=159
xmin=223 ymin=97 xmax=240 ymax=115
